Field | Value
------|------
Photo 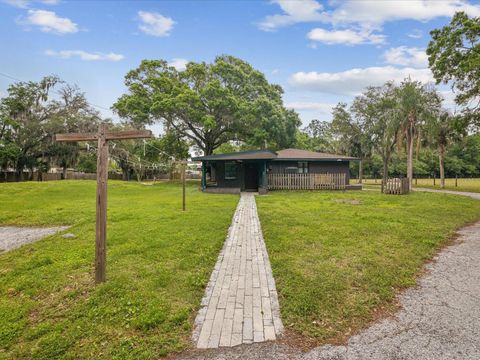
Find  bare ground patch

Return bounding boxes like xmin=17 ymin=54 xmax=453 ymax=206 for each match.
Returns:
xmin=0 ymin=226 xmax=69 ymax=252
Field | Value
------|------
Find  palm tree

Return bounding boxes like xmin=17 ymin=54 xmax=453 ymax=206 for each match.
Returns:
xmin=426 ymin=111 xmax=461 ymax=189
xmin=395 ymin=79 xmax=441 ymax=190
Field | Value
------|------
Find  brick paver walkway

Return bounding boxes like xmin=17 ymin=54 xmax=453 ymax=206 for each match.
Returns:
xmin=192 ymin=193 xmax=283 ymax=349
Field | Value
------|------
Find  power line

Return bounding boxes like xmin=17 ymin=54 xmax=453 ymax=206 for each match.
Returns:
xmin=0 ymin=72 xmax=20 ymax=82
xmin=87 ymin=142 xmax=164 ymax=169
xmin=85 ymin=144 xmax=161 ymax=170
xmin=142 ymin=139 xmax=175 ymax=159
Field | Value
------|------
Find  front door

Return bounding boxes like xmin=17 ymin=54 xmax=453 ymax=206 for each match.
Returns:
xmin=244 ymin=163 xmax=259 ymax=191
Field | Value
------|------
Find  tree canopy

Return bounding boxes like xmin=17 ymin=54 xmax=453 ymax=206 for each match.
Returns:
xmin=351 ymin=82 xmax=399 ymax=182
xmin=0 ymin=77 xmax=101 ymax=179
xmin=113 ymin=55 xmax=300 ymax=155
xmin=395 ymin=79 xmax=442 ymax=188
xmin=427 ymin=11 xmax=480 ymax=124
xmin=295 ymin=78 xmax=471 ymax=187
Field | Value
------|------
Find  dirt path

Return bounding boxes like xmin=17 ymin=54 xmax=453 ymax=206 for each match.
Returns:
xmin=414 ymin=187 xmax=480 ymax=200
xmin=177 ymin=189 xmax=480 ymax=360
xmin=0 ymin=226 xmax=69 ymax=252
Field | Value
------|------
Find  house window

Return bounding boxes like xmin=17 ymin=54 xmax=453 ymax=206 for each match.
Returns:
xmin=225 ymin=161 xmax=237 ymax=180
xmin=298 ymin=161 xmax=308 ymax=174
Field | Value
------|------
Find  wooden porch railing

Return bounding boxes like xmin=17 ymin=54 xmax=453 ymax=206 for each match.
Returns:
xmin=267 ymin=173 xmax=346 ymax=190
xmin=382 ymin=177 xmax=410 ymax=195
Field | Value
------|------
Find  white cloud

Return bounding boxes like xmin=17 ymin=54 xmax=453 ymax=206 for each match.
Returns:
xmin=259 ymin=0 xmax=480 ymax=31
xmin=383 ymin=46 xmax=428 ymax=67
xmin=3 ymin=0 xmax=59 ymax=6
xmin=307 ymin=27 xmax=385 ymax=45
xmin=258 ymin=0 xmax=480 ymax=45
xmin=138 ymin=10 xmax=175 ymax=37
xmin=439 ymin=90 xmax=458 ymax=110
xmin=3 ymin=0 xmax=29 ymax=8
xmin=407 ymin=29 xmax=423 ymax=39
xmin=23 ymin=9 xmax=78 ymax=33
xmin=45 ymin=49 xmax=124 ymax=61
xmin=285 ymin=101 xmax=335 ymax=113
xmin=168 ymin=58 xmax=188 ymax=71
xmin=289 ymin=66 xmax=433 ymax=95
xmin=258 ymin=0 xmax=324 ymax=31
xmin=325 ymin=0 xmax=480 ymax=28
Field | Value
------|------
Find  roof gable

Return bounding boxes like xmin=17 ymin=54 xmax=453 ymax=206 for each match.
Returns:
xmin=275 ymin=148 xmax=357 ymax=161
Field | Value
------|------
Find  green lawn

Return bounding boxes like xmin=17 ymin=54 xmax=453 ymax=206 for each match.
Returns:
xmin=413 ymin=178 xmax=480 ymax=193
xmin=0 ymin=181 xmax=238 ymax=359
xmin=256 ymin=190 xmax=480 ymax=344
xmin=3 ymin=182 xmax=480 ymax=358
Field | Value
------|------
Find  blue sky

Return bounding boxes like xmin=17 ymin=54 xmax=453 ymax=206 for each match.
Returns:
xmin=1 ymin=0 xmax=480 ymax=135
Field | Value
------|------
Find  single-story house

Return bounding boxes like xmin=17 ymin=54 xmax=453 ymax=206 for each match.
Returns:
xmin=192 ymin=148 xmax=360 ymax=193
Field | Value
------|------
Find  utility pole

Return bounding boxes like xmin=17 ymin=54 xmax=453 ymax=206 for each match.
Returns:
xmin=55 ymin=123 xmax=152 ymax=283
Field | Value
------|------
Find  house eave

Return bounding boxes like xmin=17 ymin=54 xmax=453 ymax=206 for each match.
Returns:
xmin=192 ymin=149 xmax=277 ymax=162
xmin=192 ymin=148 xmax=359 ymax=162
xmin=273 ymin=158 xmax=358 ymax=162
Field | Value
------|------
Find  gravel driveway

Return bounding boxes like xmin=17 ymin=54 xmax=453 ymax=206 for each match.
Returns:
xmin=304 ymin=220 xmax=480 ymax=360
xmin=414 ymin=187 xmax=480 ymax=200
xmin=0 ymin=226 xmax=69 ymax=252
xmin=177 ymin=189 xmax=480 ymax=360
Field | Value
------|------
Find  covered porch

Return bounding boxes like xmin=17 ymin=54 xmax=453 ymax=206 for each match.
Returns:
xmin=200 ymin=159 xmax=268 ymax=194
xmin=192 ymin=150 xmax=276 ymax=194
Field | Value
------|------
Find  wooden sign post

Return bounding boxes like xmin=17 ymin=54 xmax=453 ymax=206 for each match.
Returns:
xmin=181 ymin=160 xmax=187 ymax=211
xmin=55 ymin=123 xmax=152 ymax=283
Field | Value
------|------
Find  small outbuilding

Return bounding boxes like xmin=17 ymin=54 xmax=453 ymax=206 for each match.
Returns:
xmin=192 ymin=148 xmax=360 ymax=194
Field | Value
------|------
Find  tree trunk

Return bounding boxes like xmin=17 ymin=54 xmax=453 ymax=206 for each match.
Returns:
xmin=407 ymin=137 xmax=414 ymax=190
xmin=15 ymin=160 xmax=24 ymax=181
xmin=382 ymin=155 xmax=389 ymax=193
xmin=406 ymin=111 xmax=416 ymax=191
xmin=438 ymin=143 xmax=445 ymax=189
xmin=135 ymin=165 xmax=142 ymax=182
xmin=358 ymin=160 xmax=363 ymax=184
xmin=62 ymin=165 xmax=67 ymax=180
xmin=119 ymin=160 xmax=129 ymax=181
xmin=204 ymin=141 xmax=216 ymax=156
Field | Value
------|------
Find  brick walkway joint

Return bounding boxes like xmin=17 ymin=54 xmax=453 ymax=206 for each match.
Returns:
xmin=192 ymin=193 xmax=283 ymax=349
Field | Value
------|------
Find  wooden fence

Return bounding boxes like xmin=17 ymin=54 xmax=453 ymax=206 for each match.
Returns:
xmin=383 ymin=177 xmax=410 ymax=195
xmin=0 ymin=171 xmax=123 ymax=182
xmin=66 ymin=172 xmax=97 ymax=180
xmin=267 ymin=173 xmax=346 ymax=190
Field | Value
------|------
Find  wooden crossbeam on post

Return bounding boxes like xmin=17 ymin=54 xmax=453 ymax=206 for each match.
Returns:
xmin=55 ymin=123 xmax=152 ymax=283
